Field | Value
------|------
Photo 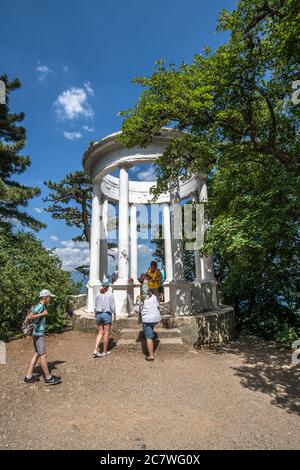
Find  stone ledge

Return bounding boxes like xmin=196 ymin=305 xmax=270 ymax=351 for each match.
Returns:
xmin=161 ymin=306 xmax=236 ymax=346
xmin=72 ymin=305 xmax=236 ymax=346
xmin=70 ymin=294 xmax=87 ymax=311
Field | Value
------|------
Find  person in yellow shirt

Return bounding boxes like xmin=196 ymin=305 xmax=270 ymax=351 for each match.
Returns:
xmin=145 ymin=260 xmax=162 ymax=301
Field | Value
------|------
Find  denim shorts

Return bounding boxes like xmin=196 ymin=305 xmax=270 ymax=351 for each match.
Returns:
xmin=143 ymin=322 xmax=158 ymax=340
xmin=96 ymin=311 xmax=112 ymax=325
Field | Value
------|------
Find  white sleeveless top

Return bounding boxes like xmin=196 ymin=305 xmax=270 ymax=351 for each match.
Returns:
xmin=140 ymin=294 xmax=160 ymax=323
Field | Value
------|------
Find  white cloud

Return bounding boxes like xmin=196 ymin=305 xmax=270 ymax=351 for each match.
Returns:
xmin=63 ymin=131 xmax=82 ymax=140
xmin=137 ymin=244 xmax=153 ymax=257
xmin=54 ymin=85 xmax=94 ymax=121
xmin=34 ymin=207 xmax=44 ymax=214
xmin=50 ymin=235 xmax=59 ymax=242
xmin=83 ymin=125 xmax=95 ymax=133
xmin=136 ymin=167 xmax=157 ymax=182
xmin=36 ymin=64 xmax=51 ymax=81
xmin=84 ymin=81 xmax=94 ymax=96
xmin=55 ymin=240 xmax=89 ymax=272
xmin=63 ymin=65 xmax=69 ymax=72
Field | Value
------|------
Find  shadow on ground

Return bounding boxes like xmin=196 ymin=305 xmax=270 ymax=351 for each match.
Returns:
xmin=33 ymin=360 xmax=66 ymax=376
xmin=209 ymin=336 xmax=300 ymax=415
xmin=99 ymin=338 xmax=117 ymax=353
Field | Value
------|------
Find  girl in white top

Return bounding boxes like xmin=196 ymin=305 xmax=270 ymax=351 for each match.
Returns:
xmin=139 ymin=284 xmax=161 ymax=361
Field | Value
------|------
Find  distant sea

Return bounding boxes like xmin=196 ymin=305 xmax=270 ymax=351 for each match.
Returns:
xmin=71 ymin=272 xmax=88 ymax=294
xmin=70 ymin=272 xmax=114 ymax=293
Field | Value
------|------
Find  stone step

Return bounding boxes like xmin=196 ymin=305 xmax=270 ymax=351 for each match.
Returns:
xmin=119 ymin=327 xmax=181 ymax=340
xmin=115 ymin=316 xmax=141 ymax=330
xmin=115 ymin=315 xmax=173 ymax=330
xmin=116 ymin=336 xmax=184 ymax=352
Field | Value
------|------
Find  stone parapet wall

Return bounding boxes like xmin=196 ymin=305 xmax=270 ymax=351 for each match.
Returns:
xmin=162 ymin=306 xmax=236 ymax=346
xmin=70 ymin=294 xmax=87 ymax=311
xmin=72 ymin=305 xmax=235 ymax=346
xmin=190 ymin=281 xmax=219 ymax=312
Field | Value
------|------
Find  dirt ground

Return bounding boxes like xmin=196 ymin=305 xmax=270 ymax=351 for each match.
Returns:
xmin=0 ymin=330 xmax=299 ymax=450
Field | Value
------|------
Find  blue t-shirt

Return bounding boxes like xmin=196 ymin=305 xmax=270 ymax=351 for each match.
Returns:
xmin=32 ymin=303 xmax=46 ymax=337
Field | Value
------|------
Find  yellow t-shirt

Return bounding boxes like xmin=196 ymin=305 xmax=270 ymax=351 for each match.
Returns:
xmin=147 ymin=268 xmax=161 ymax=289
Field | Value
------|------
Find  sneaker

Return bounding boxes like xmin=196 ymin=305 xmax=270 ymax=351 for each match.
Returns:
xmin=23 ymin=374 xmax=40 ymax=384
xmin=44 ymin=375 xmax=61 ymax=386
xmin=102 ymin=351 xmax=111 ymax=357
xmin=93 ymin=351 xmax=103 ymax=358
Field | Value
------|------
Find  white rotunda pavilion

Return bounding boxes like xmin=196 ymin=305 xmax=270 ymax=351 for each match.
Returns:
xmin=82 ymin=128 xmax=218 ymax=318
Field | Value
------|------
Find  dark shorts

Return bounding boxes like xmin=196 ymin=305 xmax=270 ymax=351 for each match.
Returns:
xmin=33 ymin=335 xmax=46 ymax=356
xmin=96 ymin=311 xmax=112 ymax=325
xmin=143 ymin=322 xmax=158 ymax=340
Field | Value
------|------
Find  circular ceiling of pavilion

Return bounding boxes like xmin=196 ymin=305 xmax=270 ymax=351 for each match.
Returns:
xmin=82 ymin=128 xmax=205 ymax=204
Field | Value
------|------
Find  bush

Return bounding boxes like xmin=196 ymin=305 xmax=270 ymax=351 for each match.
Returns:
xmin=237 ymin=302 xmax=300 ymax=345
xmin=0 ymin=229 xmax=80 ymax=341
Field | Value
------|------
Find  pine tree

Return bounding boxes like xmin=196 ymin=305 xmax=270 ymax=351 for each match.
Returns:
xmin=0 ymin=74 xmax=44 ymax=230
xmin=44 ymin=171 xmax=92 ymax=242
xmin=44 ymin=171 xmax=117 ymax=273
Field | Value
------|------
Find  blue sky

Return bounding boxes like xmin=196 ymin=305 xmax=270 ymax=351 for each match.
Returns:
xmin=1 ymin=0 xmax=236 ymax=277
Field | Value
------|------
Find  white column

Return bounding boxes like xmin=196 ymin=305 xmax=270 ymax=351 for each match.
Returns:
xmin=169 ymin=179 xmax=191 ymax=315
xmin=87 ymin=182 xmax=101 ymax=312
xmin=114 ymin=166 xmax=131 ymax=317
xmin=170 ymin=179 xmax=185 ymax=281
xmin=162 ymin=203 xmax=173 ymax=281
xmin=192 ymin=193 xmax=201 ymax=282
xmin=100 ymin=196 xmax=108 ymax=281
xmin=117 ymin=166 xmax=129 ymax=282
xmin=199 ymin=182 xmax=215 ymax=281
xmin=195 ymin=252 xmax=202 ymax=281
xmin=130 ymin=203 xmax=140 ymax=304
xmin=162 ymin=202 xmax=173 ymax=303
xmin=130 ymin=204 xmax=138 ymax=281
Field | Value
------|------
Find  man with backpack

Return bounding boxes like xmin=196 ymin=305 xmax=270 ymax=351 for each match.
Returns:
xmin=23 ymin=289 xmax=61 ymax=386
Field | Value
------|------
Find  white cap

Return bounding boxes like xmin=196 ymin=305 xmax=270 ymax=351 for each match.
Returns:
xmin=39 ymin=289 xmax=55 ymax=298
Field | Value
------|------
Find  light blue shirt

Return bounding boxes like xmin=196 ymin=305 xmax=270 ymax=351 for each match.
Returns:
xmin=32 ymin=303 xmax=46 ymax=337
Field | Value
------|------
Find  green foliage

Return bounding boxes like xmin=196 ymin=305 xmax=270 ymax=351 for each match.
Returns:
xmin=119 ymin=0 xmax=300 ymax=343
xmin=205 ymin=149 xmax=300 ymax=343
xmin=44 ymin=171 xmax=118 ymax=274
xmin=0 ymin=75 xmax=44 ymax=231
xmin=44 ymin=171 xmax=92 ymax=243
xmin=0 ymin=228 xmax=80 ymax=341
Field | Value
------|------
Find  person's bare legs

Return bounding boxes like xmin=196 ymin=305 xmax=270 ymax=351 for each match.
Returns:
xmin=103 ymin=323 xmax=111 ymax=353
xmin=39 ymin=354 xmax=51 ymax=378
xmin=146 ymin=338 xmax=154 ymax=359
xmin=26 ymin=352 xmax=39 ymax=378
xmin=94 ymin=324 xmax=104 ymax=353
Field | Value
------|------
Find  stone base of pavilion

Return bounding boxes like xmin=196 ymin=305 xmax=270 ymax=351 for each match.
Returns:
xmin=71 ymin=279 xmax=236 ymax=346
xmin=72 ymin=304 xmax=235 ymax=346
xmin=169 ymin=280 xmax=219 ymax=315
